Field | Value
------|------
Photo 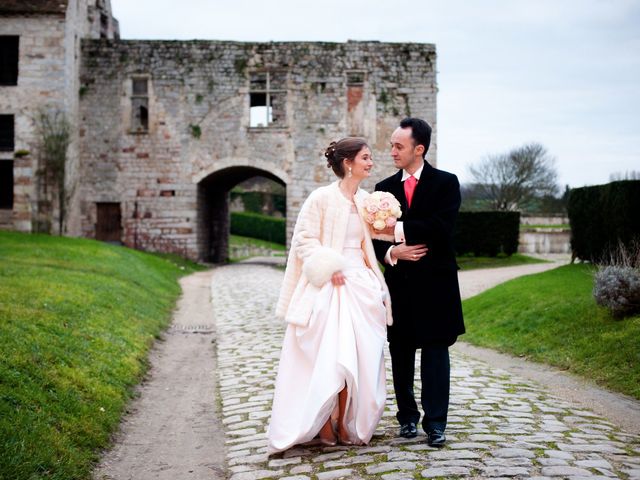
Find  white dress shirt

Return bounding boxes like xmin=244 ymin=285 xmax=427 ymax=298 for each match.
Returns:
xmin=384 ymin=162 xmax=425 ymax=266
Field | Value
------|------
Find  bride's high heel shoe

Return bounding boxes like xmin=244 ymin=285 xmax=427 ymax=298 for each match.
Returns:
xmin=337 ymin=425 xmax=354 ymax=446
xmin=318 ymin=418 xmax=337 ymax=447
xmin=318 ymin=436 xmax=337 ymax=447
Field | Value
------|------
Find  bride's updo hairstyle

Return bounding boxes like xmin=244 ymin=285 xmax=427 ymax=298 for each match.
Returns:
xmin=324 ymin=137 xmax=369 ymax=178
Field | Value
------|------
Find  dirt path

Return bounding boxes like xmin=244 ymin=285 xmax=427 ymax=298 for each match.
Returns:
xmin=93 ymin=271 xmax=225 ymax=480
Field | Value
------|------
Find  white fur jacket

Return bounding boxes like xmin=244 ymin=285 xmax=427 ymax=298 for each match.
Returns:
xmin=275 ymin=180 xmax=393 ymax=327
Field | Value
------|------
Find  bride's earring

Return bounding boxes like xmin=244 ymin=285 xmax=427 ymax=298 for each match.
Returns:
xmin=348 ymin=167 xmax=353 ymax=178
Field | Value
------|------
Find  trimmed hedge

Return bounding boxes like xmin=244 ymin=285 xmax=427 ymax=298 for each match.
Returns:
xmin=568 ymin=180 xmax=640 ymax=262
xmin=454 ymin=211 xmax=520 ymax=256
xmin=230 ymin=191 xmax=286 ymax=216
xmin=230 ymin=210 xmax=521 ymax=257
xmin=230 ymin=211 xmax=286 ymax=245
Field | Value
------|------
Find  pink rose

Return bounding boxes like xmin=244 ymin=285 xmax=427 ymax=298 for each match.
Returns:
xmin=386 ymin=217 xmax=397 ymax=227
xmin=379 ymin=200 xmax=390 ymax=210
xmin=366 ymin=204 xmax=379 ymax=213
xmin=366 ymin=213 xmax=374 ymax=223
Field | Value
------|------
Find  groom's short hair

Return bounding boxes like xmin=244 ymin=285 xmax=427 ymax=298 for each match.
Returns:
xmin=400 ymin=117 xmax=431 ymax=159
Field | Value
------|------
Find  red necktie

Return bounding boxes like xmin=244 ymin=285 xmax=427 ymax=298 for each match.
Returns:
xmin=404 ymin=175 xmax=417 ymax=208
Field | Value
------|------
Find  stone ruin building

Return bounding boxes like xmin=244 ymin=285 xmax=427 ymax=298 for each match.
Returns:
xmin=0 ymin=0 xmax=438 ymax=262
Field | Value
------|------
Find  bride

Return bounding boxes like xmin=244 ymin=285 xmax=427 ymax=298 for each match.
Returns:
xmin=268 ymin=137 xmax=392 ymax=454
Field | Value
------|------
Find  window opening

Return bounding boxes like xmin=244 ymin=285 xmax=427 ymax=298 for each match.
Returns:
xmin=346 ymin=71 xmax=365 ymax=86
xmin=0 ymin=36 xmax=19 ymax=86
xmin=131 ymin=77 xmax=149 ymax=132
xmin=249 ymin=71 xmax=286 ymax=127
xmin=0 ymin=115 xmax=14 ymax=151
xmin=0 ymin=161 xmax=13 ymax=209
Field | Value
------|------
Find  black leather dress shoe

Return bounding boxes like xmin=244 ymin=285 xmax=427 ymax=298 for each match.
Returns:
xmin=399 ymin=422 xmax=418 ymax=438
xmin=427 ymin=429 xmax=446 ymax=447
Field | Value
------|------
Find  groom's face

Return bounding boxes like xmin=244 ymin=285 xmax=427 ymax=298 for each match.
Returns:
xmin=390 ymin=127 xmax=419 ymax=171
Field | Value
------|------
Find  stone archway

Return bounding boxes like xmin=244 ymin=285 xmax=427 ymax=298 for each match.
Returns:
xmin=197 ymin=166 xmax=287 ymax=263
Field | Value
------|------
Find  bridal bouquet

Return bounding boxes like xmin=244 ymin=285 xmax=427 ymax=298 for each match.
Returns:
xmin=361 ymin=191 xmax=402 ymax=241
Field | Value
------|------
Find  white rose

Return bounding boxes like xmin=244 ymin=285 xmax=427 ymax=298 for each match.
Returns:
xmin=373 ymin=219 xmax=386 ymax=230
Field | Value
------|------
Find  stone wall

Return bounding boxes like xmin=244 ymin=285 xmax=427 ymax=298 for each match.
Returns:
xmin=0 ymin=12 xmax=67 ymax=232
xmin=518 ymin=215 xmax=571 ymax=254
xmin=519 ymin=230 xmax=571 ymax=254
xmin=0 ymin=0 xmax=118 ymax=234
xmin=77 ymin=39 xmax=438 ymax=261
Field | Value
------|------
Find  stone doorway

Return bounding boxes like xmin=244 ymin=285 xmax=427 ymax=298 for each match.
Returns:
xmin=197 ymin=166 xmax=286 ymax=263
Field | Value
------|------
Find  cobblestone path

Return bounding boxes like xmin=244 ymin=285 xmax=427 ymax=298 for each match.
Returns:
xmin=212 ymin=264 xmax=640 ymax=480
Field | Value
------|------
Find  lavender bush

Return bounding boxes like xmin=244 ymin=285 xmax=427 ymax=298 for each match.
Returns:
xmin=593 ymin=240 xmax=640 ymax=318
xmin=593 ymin=266 xmax=640 ymax=318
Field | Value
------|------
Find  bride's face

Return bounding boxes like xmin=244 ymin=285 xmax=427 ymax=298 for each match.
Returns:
xmin=346 ymin=146 xmax=373 ymax=180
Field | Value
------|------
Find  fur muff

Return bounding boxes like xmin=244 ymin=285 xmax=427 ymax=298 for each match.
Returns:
xmin=303 ymin=247 xmax=346 ymax=287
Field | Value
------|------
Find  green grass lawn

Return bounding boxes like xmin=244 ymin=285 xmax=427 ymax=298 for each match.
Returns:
xmin=456 ymin=253 xmax=547 ymax=270
xmin=0 ymin=231 xmax=204 ymax=480
xmin=229 ymin=234 xmax=286 ymax=251
xmin=462 ymin=264 xmax=640 ymax=399
xmin=228 ymin=234 xmax=286 ymax=263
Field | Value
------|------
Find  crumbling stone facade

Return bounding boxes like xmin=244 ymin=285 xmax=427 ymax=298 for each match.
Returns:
xmin=0 ymin=0 xmax=118 ymax=232
xmin=1 ymin=1 xmax=438 ymax=262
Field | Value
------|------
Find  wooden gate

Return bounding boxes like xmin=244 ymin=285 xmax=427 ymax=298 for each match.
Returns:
xmin=96 ymin=202 xmax=122 ymax=243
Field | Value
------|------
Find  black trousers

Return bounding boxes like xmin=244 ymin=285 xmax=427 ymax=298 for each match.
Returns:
xmin=389 ymin=341 xmax=450 ymax=432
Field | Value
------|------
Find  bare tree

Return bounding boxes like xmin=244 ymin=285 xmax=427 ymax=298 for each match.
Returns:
xmin=468 ymin=142 xmax=559 ymax=211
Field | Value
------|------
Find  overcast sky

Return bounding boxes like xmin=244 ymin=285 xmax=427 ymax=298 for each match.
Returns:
xmin=110 ymin=0 xmax=639 ymax=188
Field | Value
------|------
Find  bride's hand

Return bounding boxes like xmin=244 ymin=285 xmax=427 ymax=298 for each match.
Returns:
xmin=331 ymin=271 xmax=345 ymax=286
xmin=377 ymin=225 xmax=395 ymax=237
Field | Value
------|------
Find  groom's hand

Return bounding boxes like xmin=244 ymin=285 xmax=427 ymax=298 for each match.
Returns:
xmin=391 ymin=243 xmax=428 ymax=262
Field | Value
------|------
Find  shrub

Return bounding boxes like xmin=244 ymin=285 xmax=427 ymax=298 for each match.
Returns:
xmin=454 ymin=211 xmax=520 ymax=257
xmin=593 ymin=266 xmax=640 ymax=318
xmin=230 ymin=211 xmax=285 ymax=245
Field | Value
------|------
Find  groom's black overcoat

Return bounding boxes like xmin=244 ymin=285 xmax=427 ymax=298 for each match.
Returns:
xmin=373 ymin=163 xmax=465 ymax=346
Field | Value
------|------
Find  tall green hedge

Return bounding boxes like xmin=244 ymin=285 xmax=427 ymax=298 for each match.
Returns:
xmin=454 ymin=211 xmax=520 ymax=257
xmin=230 ymin=191 xmax=286 ymax=216
xmin=230 ymin=210 xmax=521 ymax=257
xmin=567 ymin=180 xmax=640 ymax=262
xmin=230 ymin=212 xmax=286 ymax=245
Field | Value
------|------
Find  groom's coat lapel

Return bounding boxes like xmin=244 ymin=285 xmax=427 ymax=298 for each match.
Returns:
xmin=389 ymin=170 xmax=408 ymax=213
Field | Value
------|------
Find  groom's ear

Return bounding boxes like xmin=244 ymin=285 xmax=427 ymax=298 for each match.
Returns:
xmin=415 ymin=144 xmax=425 ymax=158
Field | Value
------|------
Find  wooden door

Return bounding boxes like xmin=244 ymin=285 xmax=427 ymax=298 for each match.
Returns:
xmin=96 ymin=202 xmax=122 ymax=242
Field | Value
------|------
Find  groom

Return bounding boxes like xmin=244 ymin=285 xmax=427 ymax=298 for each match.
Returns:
xmin=373 ymin=117 xmax=465 ymax=447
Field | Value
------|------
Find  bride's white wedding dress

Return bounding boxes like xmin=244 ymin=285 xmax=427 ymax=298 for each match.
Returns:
xmin=268 ymin=206 xmax=387 ymax=454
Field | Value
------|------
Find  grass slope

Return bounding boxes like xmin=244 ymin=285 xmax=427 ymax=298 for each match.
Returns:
xmin=462 ymin=264 xmax=640 ymax=399
xmin=0 ymin=231 xmax=203 ymax=480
